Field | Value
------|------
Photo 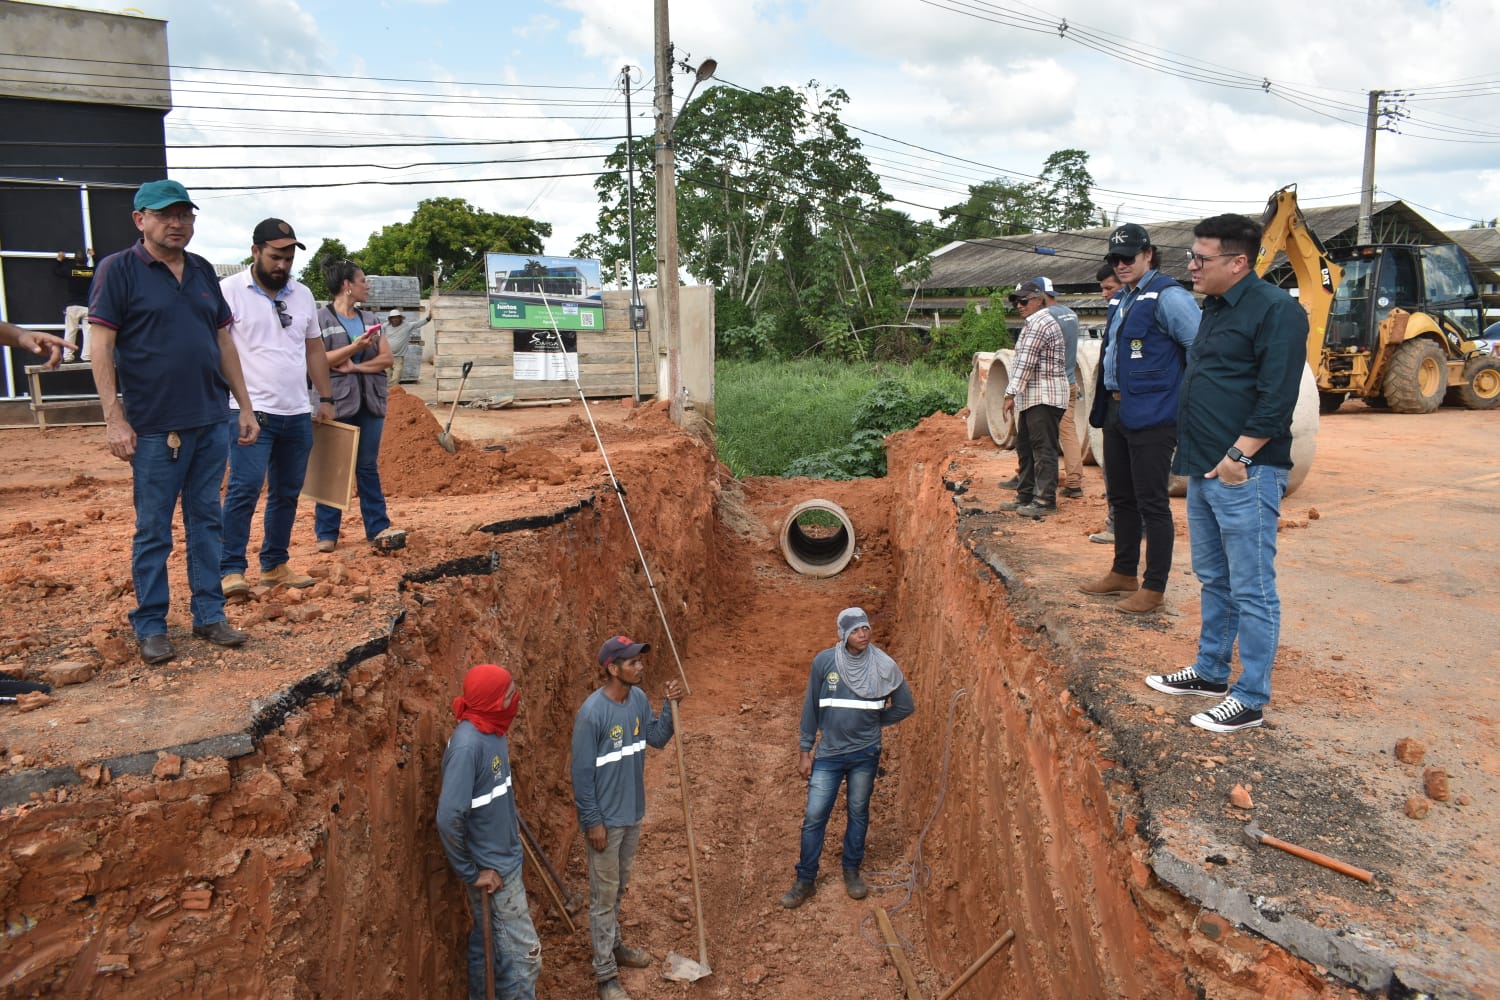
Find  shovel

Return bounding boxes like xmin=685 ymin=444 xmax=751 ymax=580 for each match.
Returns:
xmin=436 ymin=359 xmax=474 ymax=454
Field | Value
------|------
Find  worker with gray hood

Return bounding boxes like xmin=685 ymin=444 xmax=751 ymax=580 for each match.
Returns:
xmin=781 ymin=607 xmax=914 ymax=909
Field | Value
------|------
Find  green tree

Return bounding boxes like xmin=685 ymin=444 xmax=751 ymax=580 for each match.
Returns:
xmin=360 ymin=198 xmax=551 ymax=293
xmin=938 ymin=150 xmax=1097 ymax=239
xmin=939 ymin=177 xmax=1037 ymax=240
xmin=1035 ymin=149 xmax=1096 ymax=231
xmin=300 ymin=237 xmax=352 ymax=294
xmin=576 ymin=81 xmax=920 ymax=359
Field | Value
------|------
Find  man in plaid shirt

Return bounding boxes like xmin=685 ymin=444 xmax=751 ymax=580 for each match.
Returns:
xmin=1001 ymin=280 xmax=1070 ymax=518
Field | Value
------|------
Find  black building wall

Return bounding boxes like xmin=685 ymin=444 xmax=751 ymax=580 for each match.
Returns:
xmin=1 ymin=95 xmax=168 ymax=397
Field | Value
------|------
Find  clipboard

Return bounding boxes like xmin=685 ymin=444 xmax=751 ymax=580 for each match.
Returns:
xmin=301 ymin=419 xmax=360 ymax=510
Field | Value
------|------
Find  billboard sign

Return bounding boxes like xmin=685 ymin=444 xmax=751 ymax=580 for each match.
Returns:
xmin=486 ymin=253 xmax=603 ymax=331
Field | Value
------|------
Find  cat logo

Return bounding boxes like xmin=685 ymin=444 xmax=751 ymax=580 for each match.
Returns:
xmin=490 ymin=755 xmax=503 ymax=775
xmin=609 ymin=724 xmax=624 ymax=748
xmin=826 ymin=671 xmax=840 ymax=689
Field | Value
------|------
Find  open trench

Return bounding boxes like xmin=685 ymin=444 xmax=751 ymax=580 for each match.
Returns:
xmin=0 ymin=419 xmax=1351 ymax=998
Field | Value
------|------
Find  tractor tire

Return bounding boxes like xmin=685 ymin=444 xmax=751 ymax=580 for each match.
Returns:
xmin=1382 ymin=338 xmax=1447 ymax=413
xmin=1457 ymin=355 xmax=1500 ymax=410
xmin=1318 ymin=391 xmax=1346 ymax=414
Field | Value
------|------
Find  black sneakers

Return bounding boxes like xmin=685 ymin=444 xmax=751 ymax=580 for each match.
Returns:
xmin=1191 ymin=696 xmax=1263 ymax=733
xmin=1144 ymin=667 xmax=1228 ymax=698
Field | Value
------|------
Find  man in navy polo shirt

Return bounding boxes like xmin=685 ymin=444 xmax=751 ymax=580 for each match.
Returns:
xmin=218 ymin=218 xmax=335 ymax=599
xmin=88 ymin=180 xmax=260 ymax=665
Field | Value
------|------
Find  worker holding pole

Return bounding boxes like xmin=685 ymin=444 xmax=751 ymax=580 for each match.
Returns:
xmin=436 ymin=663 xmax=542 ymax=1000
xmin=570 ymin=635 xmax=684 ymax=1000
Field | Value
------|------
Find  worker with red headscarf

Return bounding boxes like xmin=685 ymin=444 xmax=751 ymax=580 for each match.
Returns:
xmin=436 ymin=663 xmax=542 ymax=1000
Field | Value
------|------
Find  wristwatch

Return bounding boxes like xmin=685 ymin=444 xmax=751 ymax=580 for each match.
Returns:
xmin=1225 ymin=446 xmax=1253 ymax=466
xmin=319 ymin=396 xmax=335 ymax=404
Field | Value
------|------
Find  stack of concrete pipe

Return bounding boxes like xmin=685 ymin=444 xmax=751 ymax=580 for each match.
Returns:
xmin=964 ymin=349 xmax=1017 ymax=449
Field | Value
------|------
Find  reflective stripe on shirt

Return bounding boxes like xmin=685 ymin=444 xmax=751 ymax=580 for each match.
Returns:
xmin=470 ymin=773 xmax=512 ymax=809
xmin=595 ymin=739 xmax=647 ymax=768
xmin=819 ymin=697 xmax=886 ymax=710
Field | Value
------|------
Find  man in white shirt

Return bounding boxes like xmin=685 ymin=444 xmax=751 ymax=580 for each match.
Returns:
xmin=219 ymin=219 xmax=335 ymax=598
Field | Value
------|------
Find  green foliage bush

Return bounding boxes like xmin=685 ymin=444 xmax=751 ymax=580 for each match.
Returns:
xmin=926 ymin=298 xmax=1014 ymax=374
xmin=717 ymin=360 xmax=963 ymax=480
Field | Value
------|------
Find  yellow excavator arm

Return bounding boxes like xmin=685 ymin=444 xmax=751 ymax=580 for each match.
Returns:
xmin=1255 ymin=185 xmax=1342 ymax=370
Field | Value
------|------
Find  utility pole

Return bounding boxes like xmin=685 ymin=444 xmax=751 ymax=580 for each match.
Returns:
xmin=1358 ymin=89 xmax=1382 ymax=245
xmin=653 ymin=0 xmax=684 ymax=425
xmin=622 ymin=65 xmax=644 ymax=403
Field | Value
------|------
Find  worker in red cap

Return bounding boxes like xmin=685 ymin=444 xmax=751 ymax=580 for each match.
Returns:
xmin=437 ymin=663 xmax=542 ymax=1000
xmin=570 ymin=636 xmax=683 ymax=1000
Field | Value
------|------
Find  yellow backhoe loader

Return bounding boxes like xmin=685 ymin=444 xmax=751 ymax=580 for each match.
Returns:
xmin=1256 ymin=185 xmax=1500 ymax=413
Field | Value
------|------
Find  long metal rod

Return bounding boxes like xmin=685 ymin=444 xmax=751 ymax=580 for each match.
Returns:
xmin=531 ymin=291 xmax=708 ymax=969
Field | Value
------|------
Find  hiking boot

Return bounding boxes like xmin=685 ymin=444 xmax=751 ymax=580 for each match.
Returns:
xmin=999 ymin=499 xmax=1033 ymax=512
xmin=261 ymin=563 xmax=314 ymax=589
xmin=1116 ymin=588 xmax=1165 ymax=615
xmin=139 ymin=633 xmax=174 ymax=664
xmin=220 ymin=573 xmax=250 ymax=601
xmin=316 ymin=537 xmax=337 ymax=553
xmin=612 ymin=945 xmax=652 ymax=969
xmin=1016 ymin=502 xmax=1056 ymax=519
xmin=843 ymin=868 xmax=869 ymax=900
xmin=1190 ymin=696 xmax=1264 ymax=734
xmin=1061 ymin=486 xmax=1085 ymax=499
xmin=1079 ymin=572 xmax=1139 ymax=596
xmin=998 ymin=476 xmax=1021 ymax=490
xmin=1145 ymin=666 xmax=1229 ymax=698
xmin=1088 ymin=529 xmax=1115 ymax=544
xmin=597 ymin=979 xmax=632 ymax=1000
xmin=779 ymin=878 xmax=815 ymax=909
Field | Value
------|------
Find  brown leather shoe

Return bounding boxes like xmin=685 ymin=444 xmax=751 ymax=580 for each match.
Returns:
xmin=1116 ymin=588 xmax=1165 ymax=614
xmin=1079 ymin=572 xmax=1139 ymax=596
xmin=612 ymin=945 xmax=652 ymax=969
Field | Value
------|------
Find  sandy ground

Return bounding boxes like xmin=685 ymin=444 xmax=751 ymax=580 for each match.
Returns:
xmin=0 ymin=385 xmax=1496 ymax=997
xmin=951 ymin=399 xmax=1500 ymax=997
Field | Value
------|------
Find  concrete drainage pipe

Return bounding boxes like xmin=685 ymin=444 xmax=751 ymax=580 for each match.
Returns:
xmin=981 ymin=349 xmax=1018 ymax=450
xmin=965 ymin=352 xmax=993 ymax=440
xmin=780 ymin=499 xmax=857 ymax=577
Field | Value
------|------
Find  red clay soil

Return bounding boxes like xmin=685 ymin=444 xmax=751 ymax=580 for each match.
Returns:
xmin=0 ymin=392 xmax=1494 ymax=999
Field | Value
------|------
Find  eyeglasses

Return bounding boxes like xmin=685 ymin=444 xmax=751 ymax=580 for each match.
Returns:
xmin=1185 ymin=250 xmax=1245 ymax=266
xmin=273 ymin=299 xmax=292 ymax=328
xmin=146 ymin=209 xmax=196 ymax=224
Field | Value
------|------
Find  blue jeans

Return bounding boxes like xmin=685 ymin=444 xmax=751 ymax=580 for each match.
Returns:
xmin=128 ymin=421 xmax=231 ymax=637
xmin=220 ymin=411 xmax=313 ymax=575
xmin=795 ymin=744 xmax=880 ymax=881
xmin=586 ymin=824 xmax=641 ymax=983
xmin=463 ymin=872 xmax=541 ymax=1000
xmin=314 ymin=408 xmax=390 ymax=542
xmin=1186 ymin=465 xmax=1290 ymax=709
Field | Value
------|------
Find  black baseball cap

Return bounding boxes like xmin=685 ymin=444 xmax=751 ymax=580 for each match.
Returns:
xmin=253 ymin=218 xmax=306 ymax=250
xmin=598 ymin=635 xmax=651 ymax=667
xmin=1106 ymin=223 xmax=1150 ymax=259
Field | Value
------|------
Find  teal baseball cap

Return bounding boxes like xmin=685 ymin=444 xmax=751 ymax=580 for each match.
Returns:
xmin=134 ymin=179 xmax=199 ymax=212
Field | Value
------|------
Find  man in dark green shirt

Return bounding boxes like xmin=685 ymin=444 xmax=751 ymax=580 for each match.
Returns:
xmin=1145 ymin=213 xmax=1307 ymax=734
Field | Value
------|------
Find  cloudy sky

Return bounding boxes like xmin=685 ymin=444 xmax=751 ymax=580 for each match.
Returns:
xmin=22 ymin=0 xmax=1500 ymax=273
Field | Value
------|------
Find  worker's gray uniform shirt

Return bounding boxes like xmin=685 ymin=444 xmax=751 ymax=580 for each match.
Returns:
xmin=1046 ymin=303 xmax=1081 ymax=385
xmin=571 ymin=686 xmax=675 ymax=830
xmin=436 ymin=722 xmax=524 ymax=882
xmin=798 ymin=647 xmax=915 ymax=757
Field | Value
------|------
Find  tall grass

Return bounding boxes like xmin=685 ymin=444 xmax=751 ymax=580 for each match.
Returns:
xmin=716 ymin=359 xmax=965 ymax=478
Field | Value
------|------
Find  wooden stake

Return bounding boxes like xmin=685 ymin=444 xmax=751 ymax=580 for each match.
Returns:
xmin=520 ymin=829 xmax=576 ymax=934
xmin=874 ymin=907 xmax=922 ymax=1000
xmin=934 ymin=928 xmax=1016 ymax=1000
xmin=670 ymin=699 xmax=710 ymax=970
